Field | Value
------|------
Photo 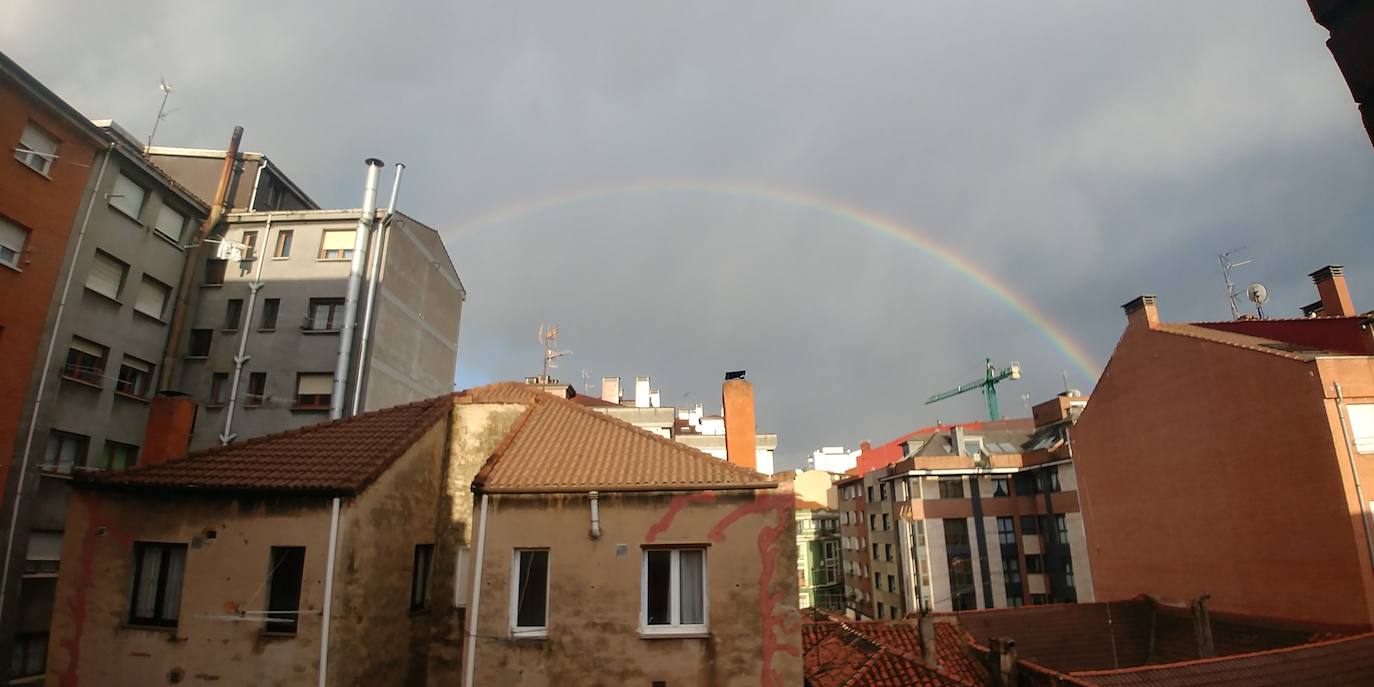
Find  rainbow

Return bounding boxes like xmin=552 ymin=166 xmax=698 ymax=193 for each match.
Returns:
xmin=451 ymin=179 xmax=1101 ymax=381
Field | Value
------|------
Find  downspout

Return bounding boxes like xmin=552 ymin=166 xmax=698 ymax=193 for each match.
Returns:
xmin=351 ymin=162 xmax=404 ymax=415
xmin=589 ymin=491 xmax=602 ymax=539
xmin=160 ymin=126 xmax=244 ymax=391
xmin=0 ymin=141 xmax=114 ymax=619
xmin=330 ymin=159 xmax=384 ymax=420
xmin=247 ymin=158 xmax=267 ymax=211
xmin=220 ymin=216 xmax=272 ymax=444
xmin=463 ymin=494 xmax=491 ymax=687
xmin=318 ymin=497 xmax=341 ymax=687
xmin=1335 ymin=382 xmax=1374 ymax=575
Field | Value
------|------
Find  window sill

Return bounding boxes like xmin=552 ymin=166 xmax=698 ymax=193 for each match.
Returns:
xmin=257 ymin=328 xmax=277 ymax=333
xmin=316 ymin=258 xmax=353 ymax=262
xmin=408 ymin=606 xmax=431 ymax=618
xmin=205 ymin=403 xmax=225 ymax=409
xmin=108 ymin=203 xmax=143 ymax=226
xmin=83 ymin=286 xmax=122 ymax=306
xmin=132 ymin=310 xmax=168 ymax=326
xmin=184 ymin=355 xmax=209 ymax=361
xmin=151 ymin=231 xmax=185 ymax=250
xmin=291 ymin=406 xmax=330 ymax=412
xmin=258 ymin=630 xmax=299 ymax=639
xmin=60 ymin=375 xmax=104 ymax=391
xmin=201 ymin=283 xmax=225 ymax=288
xmin=301 ymin=329 xmax=340 ymax=335
xmin=509 ymin=629 xmax=547 ymax=640
xmin=9 ymin=674 xmax=44 ymax=685
xmin=121 ymin=623 xmax=178 ymax=634
xmin=1 ymin=261 xmax=21 ymax=274
xmin=638 ymin=629 xmax=710 ymax=640
xmin=15 ymin=157 xmax=54 ymax=180
xmin=271 ymin=256 xmax=291 ymax=261
xmin=220 ymin=328 xmax=240 ymax=333
xmin=114 ymin=391 xmax=150 ymax=404
xmin=22 ymin=571 xmax=59 ymax=580
xmin=38 ymin=468 xmax=73 ymax=480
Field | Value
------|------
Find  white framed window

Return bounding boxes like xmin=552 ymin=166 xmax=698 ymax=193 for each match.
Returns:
xmin=0 ymin=216 xmax=27 ymax=269
xmin=134 ymin=276 xmax=171 ymax=320
xmin=109 ymin=173 xmax=147 ymax=221
xmin=85 ymin=250 xmax=128 ymax=301
xmin=153 ymin=205 xmax=186 ymax=243
xmin=510 ymin=549 xmax=548 ymax=637
xmin=641 ymin=547 xmax=707 ymax=635
xmin=15 ymin=122 xmax=58 ymax=176
xmin=1350 ymin=404 xmax=1374 ymax=454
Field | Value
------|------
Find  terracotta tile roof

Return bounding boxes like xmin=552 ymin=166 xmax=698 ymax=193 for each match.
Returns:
xmin=802 ymin=619 xmax=982 ymax=686
xmin=78 ymin=396 xmax=452 ymax=495
xmin=472 ymin=389 xmax=777 ymax=494
xmin=569 ymin=393 xmax=620 ymax=407
xmin=1071 ymin=632 xmax=1374 ymax=686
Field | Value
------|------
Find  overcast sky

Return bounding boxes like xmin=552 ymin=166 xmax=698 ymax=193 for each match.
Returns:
xmin=6 ymin=2 xmax=1373 ymax=469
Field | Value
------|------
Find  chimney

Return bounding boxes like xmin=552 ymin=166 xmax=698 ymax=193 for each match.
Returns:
xmin=722 ymin=373 xmax=757 ymax=472
xmin=918 ymin=614 xmax=939 ymax=670
xmin=952 ymin=426 xmax=967 ymax=456
xmin=1121 ymin=295 xmax=1159 ymax=330
xmin=601 ymin=377 xmax=621 ymax=404
xmin=141 ymin=392 xmax=198 ymax=466
xmin=988 ymin=638 xmax=1018 ymax=687
xmin=860 ymin=440 xmax=871 ymax=453
xmin=649 ymin=389 xmax=661 ymax=408
xmin=1310 ymin=265 xmax=1355 ymax=317
xmin=635 ymin=376 xmax=651 ymax=408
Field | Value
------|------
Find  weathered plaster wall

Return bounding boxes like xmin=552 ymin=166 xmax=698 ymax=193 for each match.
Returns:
xmin=468 ymin=489 xmax=802 ymax=687
xmin=47 ymin=491 xmax=333 ymax=687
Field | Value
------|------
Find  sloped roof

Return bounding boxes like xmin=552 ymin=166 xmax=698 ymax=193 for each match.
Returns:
xmin=79 ymin=396 xmax=452 ymax=496
xmin=472 ymin=388 xmax=776 ymax=494
xmin=1072 ymin=632 xmax=1374 ymax=686
xmin=1154 ymin=323 xmax=1323 ymax=362
xmin=802 ymin=620 xmax=982 ymax=686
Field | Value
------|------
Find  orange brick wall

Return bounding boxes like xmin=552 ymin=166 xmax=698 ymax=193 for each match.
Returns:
xmin=0 ymin=78 xmax=98 ymax=497
xmin=1073 ymin=322 xmax=1374 ymax=626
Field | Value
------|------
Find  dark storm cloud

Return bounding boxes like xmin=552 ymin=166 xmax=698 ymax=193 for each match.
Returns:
xmin=6 ymin=1 xmax=1372 ymax=468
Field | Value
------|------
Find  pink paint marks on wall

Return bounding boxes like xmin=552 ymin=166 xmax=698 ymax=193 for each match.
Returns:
xmin=644 ymin=491 xmax=717 ymax=542
xmin=56 ymin=492 xmax=132 ymax=687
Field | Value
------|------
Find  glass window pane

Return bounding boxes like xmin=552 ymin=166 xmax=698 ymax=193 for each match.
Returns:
xmin=135 ymin=547 xmax=162 ymax=618
xmin=162 ymin=547 xmax=185 ymax=621
xmin=515 ymin=550 xmax=547 ymax=628
xmin=678 ymin=550 xmax=703 ymax=625
xmin=646 ymin=550 xmax=671 ymax=625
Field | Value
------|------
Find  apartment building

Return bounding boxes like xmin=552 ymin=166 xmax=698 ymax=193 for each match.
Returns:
xmin=176 ymin=207 xmax=464 ymax=449
xmin=1074 ymin=266 xmax=1374 ymax=627
xmin=835 ymin=474 xmax=874 ymax=619
xmin=792 ymin=469 xmax=842 ymax=611
xmin=145 ymin=145 xmax=317 ymax=213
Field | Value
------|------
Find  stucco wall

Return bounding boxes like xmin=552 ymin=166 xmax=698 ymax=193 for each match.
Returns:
xmin=467 ymin=489 xmax=802 ymax=687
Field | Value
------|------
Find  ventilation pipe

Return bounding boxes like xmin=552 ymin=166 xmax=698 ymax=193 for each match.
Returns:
xmin=351 ymin=163 xmax=404 ymax=415
xmin=589 ymin=492 xmax=602 ymax=539
xmin=330 ymin=159 xmax=384 ymax=420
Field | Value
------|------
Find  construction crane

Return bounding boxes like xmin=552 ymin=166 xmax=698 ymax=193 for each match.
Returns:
xmin=925 ymin=358 xmax=1022 ymax=421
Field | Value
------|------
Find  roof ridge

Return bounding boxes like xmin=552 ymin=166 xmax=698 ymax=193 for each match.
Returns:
xmin=1154 ymin=323 xmax=1313 ymax=362
xmin=1069 ymin=629 xmax=1374 ymax=678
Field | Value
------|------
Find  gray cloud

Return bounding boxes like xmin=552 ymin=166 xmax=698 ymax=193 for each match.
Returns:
xmin=6 ymin=1 xmax=1372 ymax=468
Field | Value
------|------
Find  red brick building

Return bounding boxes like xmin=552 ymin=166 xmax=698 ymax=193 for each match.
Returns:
xmin=1074 ymin=265 xmax=1374 ymax=626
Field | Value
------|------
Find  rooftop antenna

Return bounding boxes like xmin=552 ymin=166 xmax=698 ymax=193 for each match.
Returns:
xmin=1062 ymin=370 xmax=1072 ymax=395
xmin=580 ymin=369 xmax=592 ymax=394
xmin=1246 ymin=282 xmax=1269 ymax=319
xmin=1218 ymin=249 xmax=1252 ymax=320
xmin=146 ymin=75 xmax=175 ymax=149
xmin=538 ymin=325 xmax=570 ymax=384
xmin=1021 ymin=393 xmax=1032 ymax=411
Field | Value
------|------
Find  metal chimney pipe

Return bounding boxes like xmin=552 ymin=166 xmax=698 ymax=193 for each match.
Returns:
xmin=350 ymin=161 xmax=404 ymax=416
xmin=330 ymin=158 xmax=384 ymax=420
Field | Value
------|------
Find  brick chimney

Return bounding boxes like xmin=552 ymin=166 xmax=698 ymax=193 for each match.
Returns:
xmin=1310 ymin=265 xmax=1355 ymax=317
xmin=601 ymin=377 xmax=621 ymax=404
xmin=722 ymin=375 xmax=757 ymax=472
xmin=860 ymin=440 xmax=871 ymax=453
xmin=1122 ymin=295 xmax=1159 ymax=330
xmin=141 ymin=392 xmax=198 ymax=466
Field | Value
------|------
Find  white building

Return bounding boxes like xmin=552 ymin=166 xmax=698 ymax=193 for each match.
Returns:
xmin=808 ymin=446 xmax=862 ymax=473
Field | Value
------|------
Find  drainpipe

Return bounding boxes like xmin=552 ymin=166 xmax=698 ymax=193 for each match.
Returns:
xmin=1335 ymin=382 xmax=1374 ymax=575
xmin=160 ymin=126 xmax=244 ymax=391
xmin=247 ymin=158 xmax=267 ymax=211
xmin=589 ymin=491 xmax=602 ymax=539
xmin=351 ymin=162 xmax=404 ymax=415
xmin=0 ymin=142 xmax=114 ymax=622
xmin=463 ymin=494 xmax=491 ymax=687
xmin=318 ymin=497 xmax=341 ymax=687
xmin=220 ymin=216 xmax=272 ymax=444
xmin=330 ymin=159 xmax=384 ymax=420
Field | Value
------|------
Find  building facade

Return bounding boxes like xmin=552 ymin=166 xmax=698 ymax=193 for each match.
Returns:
xmin=144 ymin=146 xmax=317 ymax=213
xmin=1074 ymin=266 xmax=1374 ymax=627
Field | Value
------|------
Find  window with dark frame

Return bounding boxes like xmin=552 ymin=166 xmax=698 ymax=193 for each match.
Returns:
xmin=411 ymin=544 xmax=435 ymax=611
xmin=260 ymin=298 xmax=280 ymax=330
xmin=513 ymin=548 xmax=548 ymax=632
xmin=1020 ymin=515 xmax=1038 ymax=535
xmin=188 ymin=329 xmax=212 ymax=357
xmin=937 ymin=478 xmax=964 ymax=499
xmin=997 ymin=517 xmax=1016 ymax=546
xmin=992 ymin=477 xmax=1010 ymax=497
xmin=871 ymin=543 xmax=879 ymax=560
xmin=204 ymin=258 xmax=228 ymax=285
xmin=10 ymin=632 xmax=47 ymax=678
xmin=209 ymin=372 xmax=229 ymax=406
xmin=246 ymin=372 xmax=267 ymax=406
xmin=42 ymin=430 xmax=88 ymax=473
xmin=266 ymin=547 xmax=305 ymax=633
xmin=1026 ymin=554 xmax=1044 ymax=574
xmin=63 ymin=337 xmax=107 ymax=385
xmin=97 ymin=441 xmax=138 ymax=471
xmin=223 ymin=299 xmax=243 ymax=330
xmin=129 ymin=542 xmax=187 ymax=627
xmin=306 ymin=298 xmax=345 ymax=331
xmin=115 ymin=356 xmax=153 ymax=398
xmin=885 ymin=544 xmax=892 ymax=561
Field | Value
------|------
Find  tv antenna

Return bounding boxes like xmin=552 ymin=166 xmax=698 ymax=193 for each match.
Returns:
xmin=1247 ymin=282 xmax=1269 ymax=319
xmin=537 ymin=325 xmax=570 ymax=384
xmin=580 ymin=369 xmax=592 ymax=394
xmin=146 ymin=75 xmax=176 ymax=149
xmin=1218 ymin=249 xmax=1252 ymax=320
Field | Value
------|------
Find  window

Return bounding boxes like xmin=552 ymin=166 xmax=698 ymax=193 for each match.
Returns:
xmin=643 ymin=547 xmax=705 ymax=633
xmin=260 ymin=298 xmax=280 ymax=329
xmin=944 ymin=519 xmax=970 ymax=548
xmin=209 ymin=372 xmax=229 ymax=405
xmin=872 ymin=543 xmax=879 ymax=560
xmin=885 ymin=544 xmax=893 ymax=561
xmin=204 ymin=258 xmax=227 ymax=285
xmin=882 ymin=514 xmax=890 ymax=531
xmin=1030 ymin=594 xmax=1048 ymax=605
xmin=223 ymin=299 xmax=243 ymax=330
xmin=867 ymin=486 xmax=874 ymax=502
xmin=241 ymin=231 xmax=259 ymax=260
xmin=15 ymin=122 xmax=58 ymax=176
xmin=877 ymin=602 xmax=884 ymax=618
xmin=246 ymin=372 xmax=267 ymax=406
xmin=873 ymin=572 xmax=880 ymax=587
xmin=319 ymin=230 xmax=356 ymax=259
xmin=134 ymin=276 xmax=171 ymax=320
xmin=43 ymin=431 xmax=88 ymax=473
xmin=129 ymin=542 xmax=187 ymax=627
xmin=869 ymin=514 xmax=876 ymax=531
xmin=1351 ymin=405 xmax=1374 ymax=453
xmin=267 ymin=547 xmax=305 ymax=633
xmin=115 ymin=356 xmax=153 ymax=398
xmin=1020 ymin=515 xmax=1038 ymax=535
xmin=0 ymin=217 xmax=28 ymax=269
xmin=1026 ymin=554 xmax=1044 ymax=574
xmin=188 ymin=329 xmax=212 ymax=357
xmin=992 ymin=477 xmax=1010 ymax=497
xmin=154 ymin=205 xmax=186 ymax=243
xmin=963 ymin=438 xmax=983 ymax=456
xmin=10 ymin=632 xmax=46 ymax=678
xmin=86 ymin=250 xmax=128 ymax=301
xmin=997 ymin=517 xmax=1016 ymax=546
xmin=109 ymin=173 xmax=147 ymax=220
xmin=295 ymin=373 xmax=332 ymax=409
xmin=411 ymin=544 xmax=435 ymax=611
xmin=1045 ymin=466 xmax=1062 ymax=493
xmin=513 ymin=549 xmax=549 ymax=635
xmin=273 ymin=230 xmax=293 ymax=258
xmin=879 ymin=483 xmax=887 ymax=499
xmin=890 ymin=606 xmax=899 ymax=620
xmin=63 ymin=337 xmax=107 ymax=384
xmin=96 ymin=441 xmax=138 ymax=471
xmin=823 ymin=541 xmax=837 ymax=560
xmin=937 ymin=478 xmax=964 ymax=499
xmin=887 ymin=574 xmax=895 ymax=592
xmin=1055 ymin=514 xmax=1069 ymax=546
xmin=306 ymin=298 xmax=346 ymax=331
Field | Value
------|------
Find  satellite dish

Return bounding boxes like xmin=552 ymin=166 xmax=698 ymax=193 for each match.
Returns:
xmin=1247 ymin=283 xmax=1269 ymax=305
